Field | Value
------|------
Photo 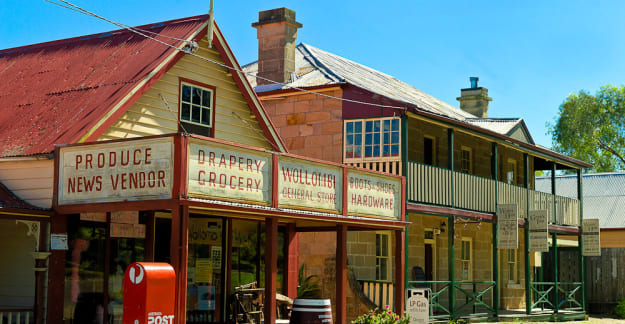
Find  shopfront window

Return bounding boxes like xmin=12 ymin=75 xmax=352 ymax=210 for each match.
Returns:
xmin=63 ymin=212 xmax=147 ymax=324
xmin=187 ymin=216 xmax=225 ymax=324
xmin=64 ymin=217 xmax=106 ymax=324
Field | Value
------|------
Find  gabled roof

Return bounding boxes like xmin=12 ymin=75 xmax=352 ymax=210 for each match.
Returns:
xmin=0 ymin=15 xmax=285 ymax=157
xmin=465 ymin=118 xmax=534 ymax=144
xmin=243 ymin=43 xmax=475 ymax=120
xmin=536 ymin=173 xmax=625 ymax=228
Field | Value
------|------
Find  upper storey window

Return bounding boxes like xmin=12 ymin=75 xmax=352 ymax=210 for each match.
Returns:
xmin=344 ymin=117 xmax=400 ymax=162
xmin=180 ymin=80 xmax=215 ymax=137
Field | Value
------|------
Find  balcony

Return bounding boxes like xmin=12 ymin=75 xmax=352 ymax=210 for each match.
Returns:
xmin=406 ymin=161 xmax=580 ymax=226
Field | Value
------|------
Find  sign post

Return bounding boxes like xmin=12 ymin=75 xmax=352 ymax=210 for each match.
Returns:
xmin=582 ymin=219 xmax=601 ymax=256
xmin=406 ymin=289 xmax=429 ymax=324
xmin=528 ymin=210 xmax=549 ymax=252
xmin=497 ymin=204 xmax=519 ymax=249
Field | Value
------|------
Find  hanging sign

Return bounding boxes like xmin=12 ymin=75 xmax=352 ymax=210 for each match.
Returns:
xmin=188 ymin=139 xmax=272 ymax=205
xmin=80 ymin=212 xmax=107 ymax=222
xmin=58 ymin=137 xmax=174 ymax=205
xmin=528 ymin=210 xmax=549 ymax=252
xmin=111 ymin=211 xmax=139 ymax=224
xmin=189 ymin=218 xmax=222 ymax=245
xmin=110 ymin=223 xmax=146 ymax=238
xmin=347 ymin=170 xmax=401 ymax=219
xmin=278 ymin=157 xmax=342 ymax=212
xmin=582 ymin=219 xmax=601 ymax=256
xmin=406 ymin=289 xmax=429 ymax=323
xmin=51 ymin=233 xmax=68 ymax=250
xmin=497 ymin=204 xmax=518 ymax=249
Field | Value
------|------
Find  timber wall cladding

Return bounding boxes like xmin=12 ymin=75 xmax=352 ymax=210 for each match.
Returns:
xmin=0 ymin=219 xmax=37 ymax=308
xmin=586 ymin=248 xmax=625 ymax=310
xmin=0 ymin=160 xmax=54 ymax=208
xmin=99 ymin=37 xmax=272 ymax=150
xmin=260 ymin=88 xmax=344 ymax=163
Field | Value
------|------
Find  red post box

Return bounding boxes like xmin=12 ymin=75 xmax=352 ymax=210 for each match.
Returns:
xmin=123 ymin=262 xmax=176 ymax=324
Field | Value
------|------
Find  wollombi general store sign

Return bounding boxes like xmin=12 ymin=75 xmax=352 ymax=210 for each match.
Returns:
xmin=57 ymin=137 xmax=173 ymax=205
xmin=56 ymin=135 xmax=404 ymax=221
xmin=278 ymin=157 xmax=342 ymax=212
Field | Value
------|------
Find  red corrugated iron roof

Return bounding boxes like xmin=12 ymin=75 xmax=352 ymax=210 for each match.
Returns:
xmin=0 ymin=15 xmax=208 ymax=157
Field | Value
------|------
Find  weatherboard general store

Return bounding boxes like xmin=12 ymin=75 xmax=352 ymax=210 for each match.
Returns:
xmin=0 ymin=14 xmax=407 ymax=324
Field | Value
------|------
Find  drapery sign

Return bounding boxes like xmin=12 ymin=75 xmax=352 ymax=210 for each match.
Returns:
xmin=582 ymin=219 xmax=601 ymax=256
xmin=406 ymin=289 xmax=429 ymax=323
xmin=497 ymin=204 xmax=518 ymax=249
xmin=347 ymin=170 xmax=400 ymax=219
xmin=278 ymin=158 xmax=342 ymax=212
xmin=188 ymin=140 xmax=271 ymax=204
xmin=529 ymin=210 xmax=549 ymax=252
xmin=58 ymin=137 xmax=174 ymax=205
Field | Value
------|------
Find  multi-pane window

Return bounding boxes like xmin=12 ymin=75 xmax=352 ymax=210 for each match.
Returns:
xmin=180 ymin=82 xmax=214 ymax=128
xmin=460 ymin=147 xmax=472 ymax=173
xmin=344 ymin=117 xmax=400 ymax=161
xmin=461 ymin=238 xmax=472 ymax=280
xmin=345 ymin=121 xmax=363 ymax=159
xmin=376 ymin=233 xmax=390 ymax=281
xmin=507 ymin=249 xmax=517 ymax=283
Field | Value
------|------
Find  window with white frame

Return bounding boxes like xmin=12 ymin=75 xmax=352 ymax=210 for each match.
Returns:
xmin=344 ymin=118 xmax=400 ymax=162
xmin=180 ymin=81 xmax=214 ymax=135
xmin=460 ymin=146 xmax=472 ymax=174
xmin=376 ymin=233 xmax=390 ymax=281
xmin=461 ymin=237 xmax=472 ymax=281
xmin=507 ymin=249 xmax=517 ymax=283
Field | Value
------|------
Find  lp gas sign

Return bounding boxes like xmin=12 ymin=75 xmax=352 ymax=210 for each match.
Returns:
xmin=406 ymin=289 xmax=430 ymax=324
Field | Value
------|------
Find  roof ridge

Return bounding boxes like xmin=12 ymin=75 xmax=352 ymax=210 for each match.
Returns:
xmin=0 ymin=14 xmax=208 ymax=54
xmin=297 ymin=43 xmax=342 ymax=83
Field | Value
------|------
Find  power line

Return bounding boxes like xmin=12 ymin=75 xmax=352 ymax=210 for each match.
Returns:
xmin=44 ymin=0 xmax=409 ymax=112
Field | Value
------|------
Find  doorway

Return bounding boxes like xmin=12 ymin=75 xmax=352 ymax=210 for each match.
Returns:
xmin=424 ymin=229 xmax=436 ymax=281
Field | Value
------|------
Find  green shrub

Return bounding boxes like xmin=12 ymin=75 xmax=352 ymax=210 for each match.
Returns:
xmin=352 ymin=306 xmax=410 ymax=324
xmin=615 ymin=297 xmax=625 ymax=319
xmin=297 ymin=264 xmax=322 ymax=299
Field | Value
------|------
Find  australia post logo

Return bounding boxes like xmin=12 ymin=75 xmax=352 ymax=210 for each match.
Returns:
xmin=128 ymin=264 xmax=145 ymax=284
xmin=148 ymin=312 xmax=174 ymax=324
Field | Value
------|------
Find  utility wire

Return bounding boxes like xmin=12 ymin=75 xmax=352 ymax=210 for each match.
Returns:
xmin=45 ymin=0 xmax=409 ymax=112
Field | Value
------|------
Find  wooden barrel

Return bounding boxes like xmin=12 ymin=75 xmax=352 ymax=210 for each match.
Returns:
xmin=289 ymin=298 xmax=333 ymax=324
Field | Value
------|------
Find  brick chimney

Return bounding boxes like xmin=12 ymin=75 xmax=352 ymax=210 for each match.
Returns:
xmin=456 ymin=77 xmax=492 ymax=118
xmin=252 ymin=8 xmax=302 ymax=86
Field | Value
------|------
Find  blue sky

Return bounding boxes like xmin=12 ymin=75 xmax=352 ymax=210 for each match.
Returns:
xmin=3 ymin=0 xmax=625 ymax=147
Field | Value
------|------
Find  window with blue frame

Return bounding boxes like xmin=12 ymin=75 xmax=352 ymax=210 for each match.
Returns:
xmin=344 ymin=117 xmax=400 ymax=161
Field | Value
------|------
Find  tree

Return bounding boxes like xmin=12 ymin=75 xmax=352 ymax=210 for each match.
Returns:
xmin=549 ymin=85 xmax=625 ymax=172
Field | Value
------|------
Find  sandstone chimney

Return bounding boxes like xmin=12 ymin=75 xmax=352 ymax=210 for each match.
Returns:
xmin=252 ymin=8 xmax=302 ymax=86
xmin=457 ymin=77 xmax=492 ymax=118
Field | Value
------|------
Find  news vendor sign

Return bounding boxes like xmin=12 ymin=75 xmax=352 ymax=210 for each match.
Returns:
xmin=187 ymin=139 xmax=272 ymax=205
xmin=278 ymin=157 xmax=342 ymax=212
xmin=57 ymin=137 xmax=174 ymax=205
xmin=347 ymin=170 xmax=401 ymax=219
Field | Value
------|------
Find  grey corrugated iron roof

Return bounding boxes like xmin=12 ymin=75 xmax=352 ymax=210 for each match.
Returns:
xmin=465 ymin=118 xmax=521 ymax=135
xmin=536 ymin=173 xmax=625 ymax=228
xmin=243 ymin=43 xmax=475 ymax=120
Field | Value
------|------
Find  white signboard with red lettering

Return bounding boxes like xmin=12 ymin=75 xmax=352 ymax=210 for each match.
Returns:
xmin=188 ymin=140 xmax=272 ymax=204
xmin=347 ymin=170 xmax=401 ymax=219
xmin=278 ymin=157 xmax=342 ymax=212
xmin=58 ymin=137 xmax=173 ymax=205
